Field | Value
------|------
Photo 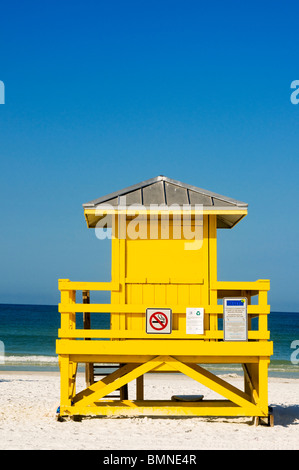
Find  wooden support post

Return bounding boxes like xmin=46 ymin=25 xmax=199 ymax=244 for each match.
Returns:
xmin=243 ymin=360 xmax=269 ymax=416
xmin=136 ymin=375 xmax=144 ymax=400
xmin=83 ymin=290 xmax=94 ymax=387
xmin=258 ymin=357 xmax=269 ymax=414
xmin=60 ymin=354 xmax=72 ymax=408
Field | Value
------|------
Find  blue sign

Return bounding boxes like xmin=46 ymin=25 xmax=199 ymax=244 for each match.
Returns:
xmin=226 ymin=300 xmax=244 ymax=306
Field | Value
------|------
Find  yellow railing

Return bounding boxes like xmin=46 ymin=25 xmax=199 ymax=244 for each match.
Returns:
xmin=58 ymin=279 xmax=270 ymax=342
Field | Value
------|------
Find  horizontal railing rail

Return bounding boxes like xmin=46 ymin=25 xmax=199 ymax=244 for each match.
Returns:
xmin=59 ymin=279 xmax=270 ymax=292
xmin=58 ymin=278 xmax=270 ymax=342
xmin=58 ymin=303 xmax=270 ymax=314
xmin=59 ymin=280 xmax=120 ymax=291
xmin=58 ymin=329 xmax=270 ymax=340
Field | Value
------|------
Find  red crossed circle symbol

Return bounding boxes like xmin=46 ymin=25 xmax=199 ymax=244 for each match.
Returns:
xmin=149 ymin=311 xmax=168 ymax=331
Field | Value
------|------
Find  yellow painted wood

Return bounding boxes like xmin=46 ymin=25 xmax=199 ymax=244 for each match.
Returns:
xmin=212 ymin=280 xmax=270 ymax=291
xmin=208 ymin=215 xmax=218 ymax=335
xmin=59 ymin=400 xmax=263 ymax=418
xmin=58 ymin=328 xmax=270 ymax=340
xmin=56 ymin=339 xmax=273 ymax=356
xmin=59 ymin=279 xmax=119 ymax=292
xmin=258 ymin=358 xmax=270 ymax=414
xmin=111 ymin=225 xmax=121 ymax=332
xmin=118 ymin=236 xmax=126 ymax=332
xmin=58 ymin=302 xmax=270 ymax=314
xmin=60 ymin=356 xmax=265 ymax=418
xmin=243 ymin=364 xmax=259 ymax=404
xmin=84 ymin=208 xmax=248 ymax=217
xmin=68 ymin=354 xmax=261 ymax=365
xmin=59 ymin=287 xmax=76 ymax=332
xmin=125 ymin=277 xmax=204 ymax=284
xmin=69 ymin=362 xmax=77 ymax=398
xmin=59 ymin=355 xmax=72 ymax=408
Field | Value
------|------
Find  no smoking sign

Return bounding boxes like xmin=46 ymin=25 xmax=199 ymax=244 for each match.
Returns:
xmin=146 ymin=308 xmax=172 ymax=334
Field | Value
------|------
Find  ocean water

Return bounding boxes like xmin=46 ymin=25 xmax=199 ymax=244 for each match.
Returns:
xmin=0 ymin=304 xmax=298 ymax=378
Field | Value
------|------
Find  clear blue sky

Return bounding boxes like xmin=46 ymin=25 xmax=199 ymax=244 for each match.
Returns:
xmin=0 ymin=0 xmax=298 ymax=311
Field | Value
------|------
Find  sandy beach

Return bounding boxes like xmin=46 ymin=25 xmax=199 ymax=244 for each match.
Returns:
xmin=0 ymin=371 xmax=298 ymax=450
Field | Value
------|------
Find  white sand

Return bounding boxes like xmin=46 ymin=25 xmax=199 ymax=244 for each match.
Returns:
xmin=0 ymin=371 xmax=298 ymax=450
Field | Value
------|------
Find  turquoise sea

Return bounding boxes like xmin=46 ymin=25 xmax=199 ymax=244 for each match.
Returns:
xmin=0 ymin=304 xmax=298 ymax=378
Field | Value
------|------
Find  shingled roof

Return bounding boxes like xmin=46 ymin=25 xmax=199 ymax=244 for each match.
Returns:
xmin=83 ymin=176 xmax=248 ymax=229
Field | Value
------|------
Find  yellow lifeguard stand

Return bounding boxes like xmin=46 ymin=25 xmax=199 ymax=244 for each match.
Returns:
xmin=56 ymin=176 xmax=273 ymax=424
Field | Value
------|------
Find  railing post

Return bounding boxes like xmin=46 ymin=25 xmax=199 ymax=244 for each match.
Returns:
xmin=58 ymin=279 xmax=77 ymax=407
xmin=59 ymin=279 xmax=68 ymax=331
xmin=59 ymin=279 xmax=76 ymax=332
xmin=241 ymin=290 xmax=252 ymax=333
xmin=258 ymin=290 xmax=269 ymax=341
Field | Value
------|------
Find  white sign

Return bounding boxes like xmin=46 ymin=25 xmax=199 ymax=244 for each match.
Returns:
xmin=186 ymin=308 xmax=204 ymax=335
xmin=223 ymin=298 xmax=248 ymax=341
xmin=146 ymin=308 xmax=172 ymax=334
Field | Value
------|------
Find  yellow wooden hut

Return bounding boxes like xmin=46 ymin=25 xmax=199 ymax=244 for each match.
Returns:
xmin=56 ymin=176 xmax=273 ymax=425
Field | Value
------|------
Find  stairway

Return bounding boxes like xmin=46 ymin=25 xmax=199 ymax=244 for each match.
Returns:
xmin=86 ymin=363 xmax=128 ymax=400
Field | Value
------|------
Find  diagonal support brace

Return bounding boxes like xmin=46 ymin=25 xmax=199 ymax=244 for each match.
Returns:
xmin=74 ymin=356 xmax=167 ymax=407
xmin=166 ymin=357 xmax=262 ymax=415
